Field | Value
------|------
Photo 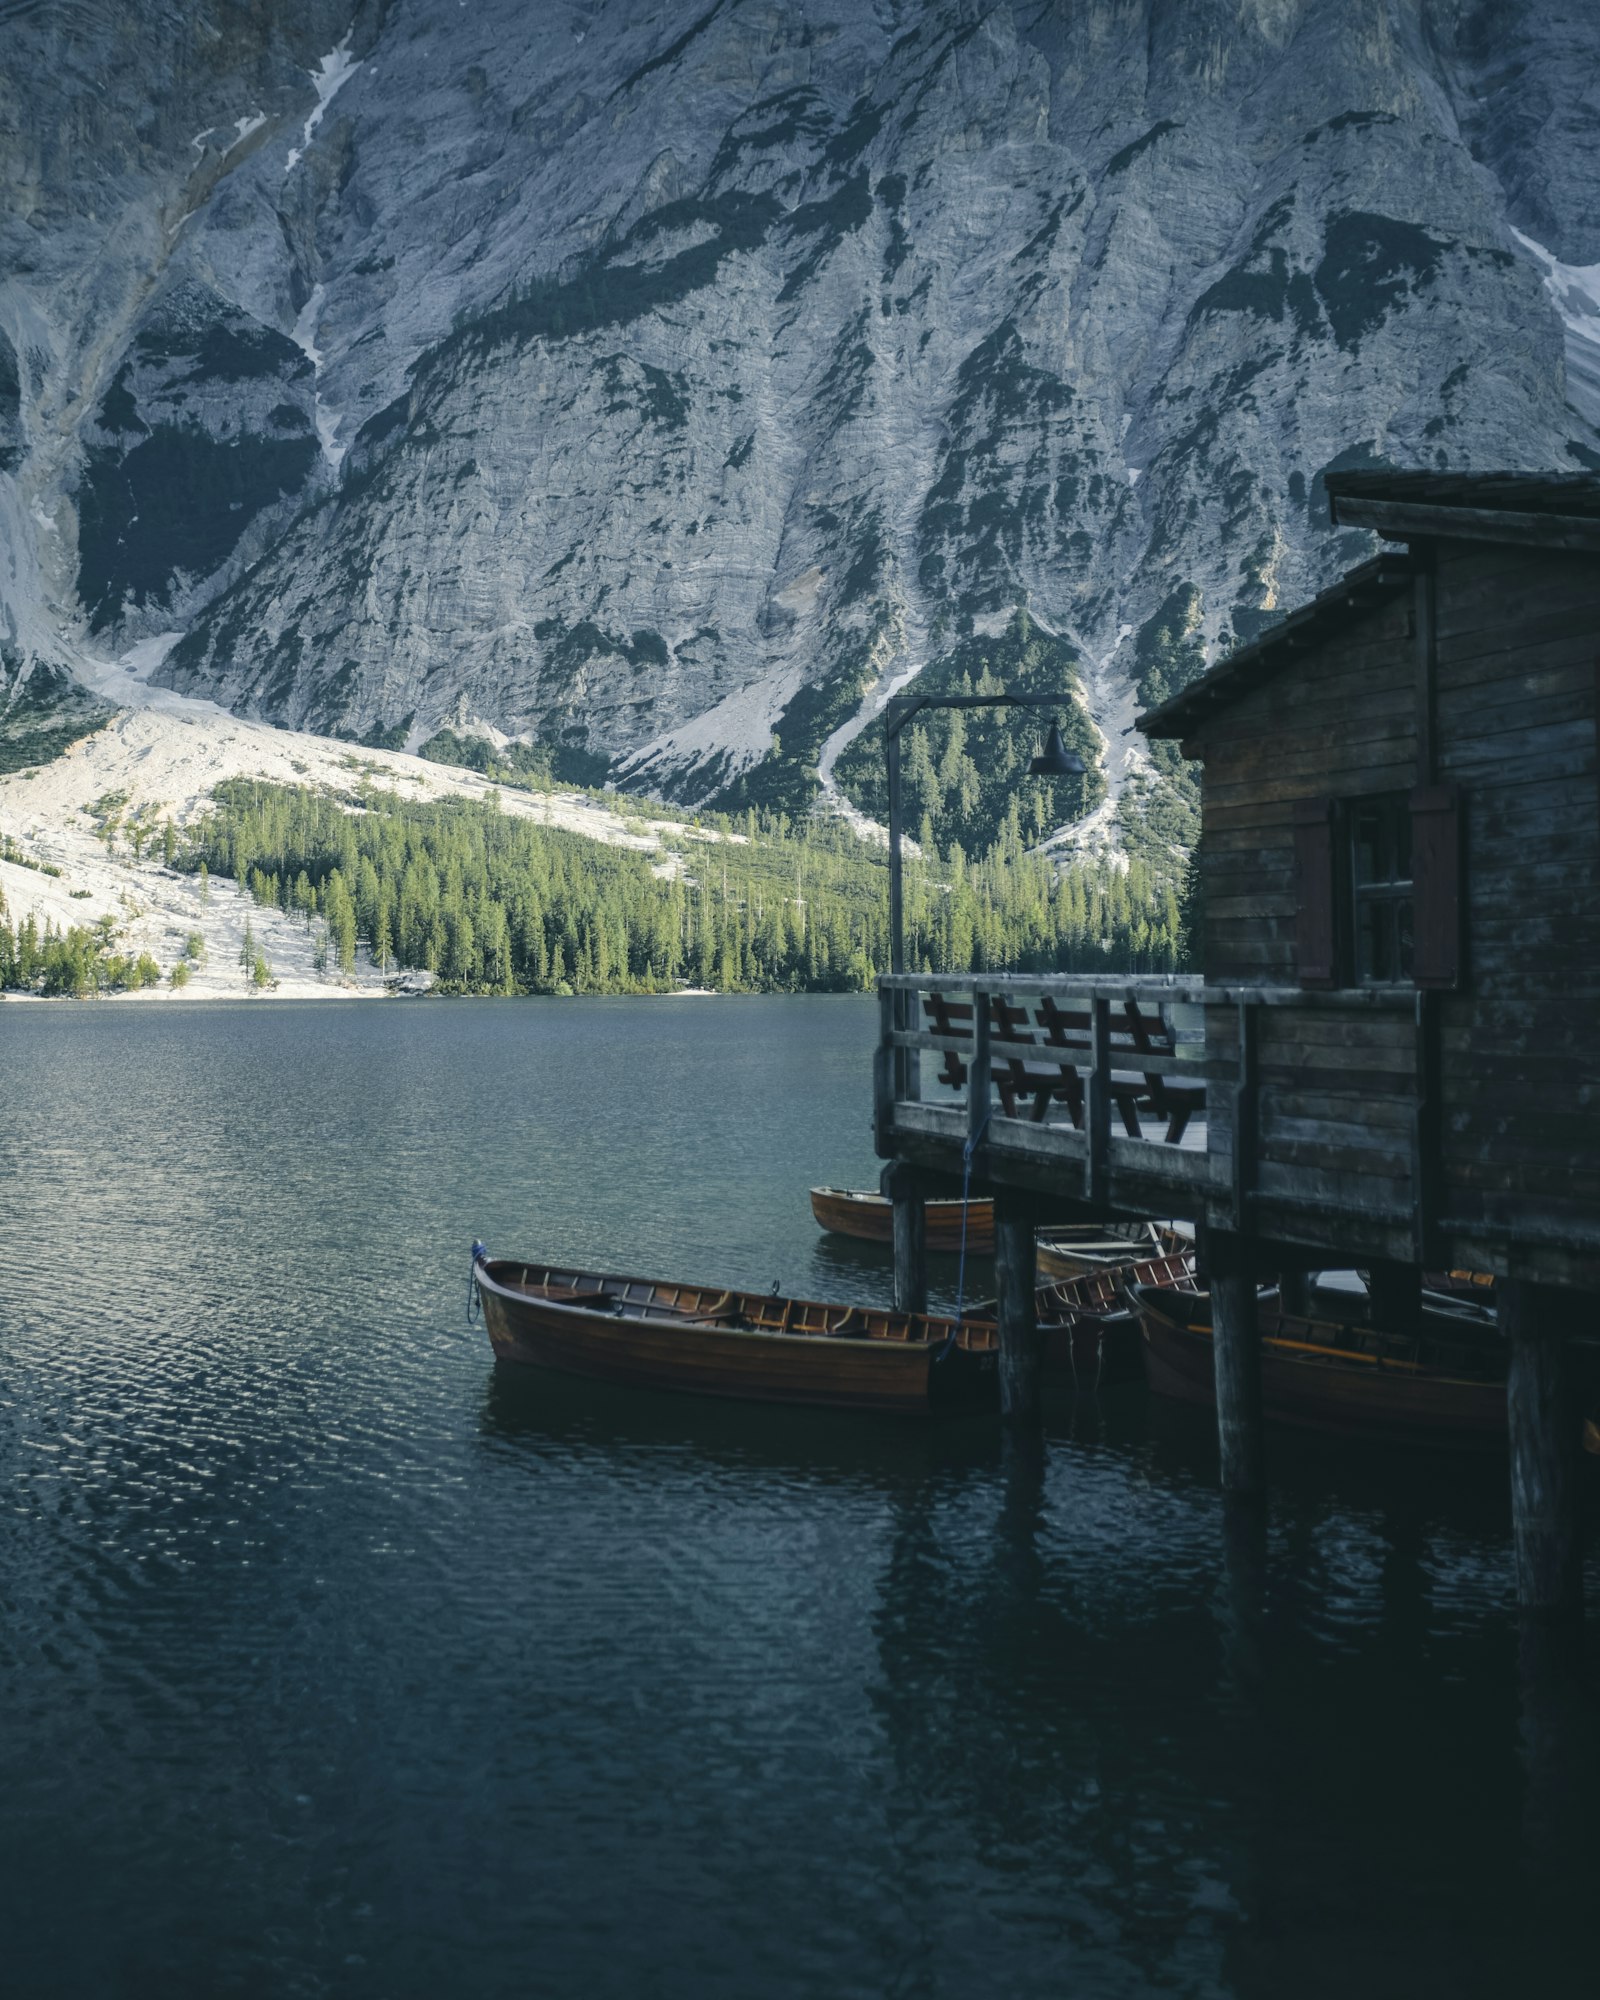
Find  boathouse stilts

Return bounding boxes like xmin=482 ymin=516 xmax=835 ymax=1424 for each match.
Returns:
xmin=1210 ymin=1236 xmax=1263 ymax=1497
xmin=1368 ymin=1262 xmax=1423 ymax=1341
xmin=1276 ymin=1268 xmax=1313 ymax=1317
xmin=1502 ymin=1280 xmax=1582 ymax=1617
xmin=887 ymin=1167 xmax=928 ymax=1316
xmin=994 ymin=1195 xmax=1042 ymax=1426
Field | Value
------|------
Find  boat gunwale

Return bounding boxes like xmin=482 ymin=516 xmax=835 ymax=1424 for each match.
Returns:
xmin=474 ymin=1256 xmax=999 ymax=1354
xmin=809 ymin=1184 xmax=982 ymax=1217
xmin=1132 ymin=1282 xmax=1505 ymax=1388
xmin=1037 ymin=1250 xmax=1196 ymax=1319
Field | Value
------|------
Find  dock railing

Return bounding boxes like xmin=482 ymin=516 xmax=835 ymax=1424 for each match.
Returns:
xmin=876 ymin=973 xmax=1422 ymax=1240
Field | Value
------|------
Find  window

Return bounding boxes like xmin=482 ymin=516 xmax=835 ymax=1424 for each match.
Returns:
xmin=1294 ymin=787 xmax=1459 ymax=990
xmin=1349 ymin=792 xmax=1413 ymax=983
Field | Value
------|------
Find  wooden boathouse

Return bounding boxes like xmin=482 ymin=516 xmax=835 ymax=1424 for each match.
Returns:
xmin=874 ymin=470 xmax=1600 ymax=1613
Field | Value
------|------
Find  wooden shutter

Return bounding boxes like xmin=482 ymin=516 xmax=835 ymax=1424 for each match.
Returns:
xmin=1292 ymin=796 xmax=1337 ymax=988
xmin=1411 ymin=783 xmax=1462 ymax=989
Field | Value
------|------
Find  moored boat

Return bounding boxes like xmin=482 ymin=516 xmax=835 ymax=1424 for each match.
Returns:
xmin=1133 ymin=1283 xmax=1507 ymax=1449
xmin=809 ymin=1185 xmax=994 ymax=1254
xmin=1036 ymin=1249 xmax=1199 ymax=1385
xmin=1035 ymin=1221 xmax=1188 ymax=1281
xmin=472 ymin=1248 xmax=1000 ymax=1416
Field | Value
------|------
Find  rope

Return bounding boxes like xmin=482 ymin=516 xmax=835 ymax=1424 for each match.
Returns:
xmin=468 ymin=1240 xmax=486 ymax=1325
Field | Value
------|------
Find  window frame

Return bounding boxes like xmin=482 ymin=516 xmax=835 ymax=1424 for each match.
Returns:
xmin=1346 ymin=790 xmax=1415 ymax=987
xmin=1292 ymin=784 xmax=1463 ymax=993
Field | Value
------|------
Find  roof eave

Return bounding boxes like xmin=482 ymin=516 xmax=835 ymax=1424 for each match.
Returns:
xmin=1329 ymin=494 xmax=1600 ymax=552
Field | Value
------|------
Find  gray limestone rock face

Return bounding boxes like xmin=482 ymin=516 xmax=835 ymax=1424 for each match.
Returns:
xmin=74 ymin=281 xmax=325 ymax=633
xmin=1 ymin=0 xmax=1597 ymax=821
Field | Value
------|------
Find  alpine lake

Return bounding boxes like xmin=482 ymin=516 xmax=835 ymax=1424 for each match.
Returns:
xmin=2 ymin=996 xmax=1597 ymax=1998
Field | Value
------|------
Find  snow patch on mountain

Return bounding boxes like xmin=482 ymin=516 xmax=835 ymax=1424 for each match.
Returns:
xmin=285 ymin=34 xmax=357 ymax=176
xmin=1511 ymin=228 xmax=1600 ymax=429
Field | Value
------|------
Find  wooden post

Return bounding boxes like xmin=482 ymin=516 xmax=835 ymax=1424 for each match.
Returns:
xmin=994 ymin=1194 xmax=1042 ymax=1428
xmin=1368 ymin=1260 xmax=1422 ymax=1339
xmin=1086 ymin=994 xmax=1110 ymax=1210
xmin=1412 ymin=988 xmax=1442 ymax=1266
xmin=1503 ymin=1279 xmax=1582 ymax=1617
xmin=1211 ymin=1233 xmax=1263 ymax=1497
xmin=874 ymin=983 xmax=895 ymax=1157
xmin=889 ymin=1168 xmax=927 ymax=1316
xmin=1231 ymin=1000 xmax=1258 ymax=1232
xmin=1278 ymin=1268 xmax=1313 ymax=1317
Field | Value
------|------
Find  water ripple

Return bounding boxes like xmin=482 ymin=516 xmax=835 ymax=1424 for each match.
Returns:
xmin=1 ymin=999 xmax=1596 ymax=1996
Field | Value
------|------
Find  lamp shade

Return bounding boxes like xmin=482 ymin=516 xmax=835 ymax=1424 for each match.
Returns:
xmin=1028 ymin=721 xmax=1086 ymax=778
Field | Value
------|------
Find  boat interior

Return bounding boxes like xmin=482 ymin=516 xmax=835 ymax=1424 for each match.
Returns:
xmin=1138 ymin=1281 xmax=1507 ymax=1381
xmin=485 ymin=1262 xmax=1000 ymax=1350
xmin=1035 ymin=1250 xmax=1198 ymax=1322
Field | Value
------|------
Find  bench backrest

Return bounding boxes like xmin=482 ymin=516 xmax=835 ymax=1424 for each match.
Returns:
xmin=1121 ymin=997 xmax=1177 ymax=1058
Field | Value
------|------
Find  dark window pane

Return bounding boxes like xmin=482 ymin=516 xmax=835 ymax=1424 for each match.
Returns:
xmin=1353 ymin=806 xmax=1385 ymax=885
xmin=1357 ymin=901 xmax=1381 ymax=981
xmin=1352 ymin=793 xmax=1412 ymax=890
xmin=1347 ymin=794 xmax=1418 ymax=984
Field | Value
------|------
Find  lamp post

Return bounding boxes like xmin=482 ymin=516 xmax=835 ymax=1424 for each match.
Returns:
xmin=879 ymin=688 xmax=1088 ymax=1340
xmin=883 ymin=690 xmax=1086 ymax=976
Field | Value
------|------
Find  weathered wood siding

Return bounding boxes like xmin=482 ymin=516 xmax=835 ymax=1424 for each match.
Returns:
xmin=1196 ymin=588 xmax=1414 ymax=982
xmin=1194 ymin=587 xmax=1420 ymax=1244
xmin=1206 ymin=1001 xmax=1418 ymax=1262
xmin=1433 ymin=542 xmax=1600 ymax=1263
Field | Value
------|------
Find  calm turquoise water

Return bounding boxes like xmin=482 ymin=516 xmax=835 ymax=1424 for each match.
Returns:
xmin=1 ymin=996 xmax=1596 ymax=1998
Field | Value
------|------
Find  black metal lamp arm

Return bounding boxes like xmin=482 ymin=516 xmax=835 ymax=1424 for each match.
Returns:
xmin=884 ymin=687 xmax=1086 ymax=980
xmin=883 ymin=690 xmax=1073 ymax=740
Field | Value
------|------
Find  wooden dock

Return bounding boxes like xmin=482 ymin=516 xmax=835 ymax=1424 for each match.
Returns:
xmin=873 ymin=471 xmax=1600 ymax=1617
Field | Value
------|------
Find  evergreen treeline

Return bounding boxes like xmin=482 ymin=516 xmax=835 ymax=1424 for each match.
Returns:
xmin=166 ymin=778 xmax=1185 ymax=994
xmin=0 ymin=890 xmax=161 ymax=995
xmin=833 ymin=612 xmax=1106 ymax=857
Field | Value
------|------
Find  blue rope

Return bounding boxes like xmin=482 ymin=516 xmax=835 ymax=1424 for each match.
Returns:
xmin=953 ymin=1108 xmax=991 ymax=1328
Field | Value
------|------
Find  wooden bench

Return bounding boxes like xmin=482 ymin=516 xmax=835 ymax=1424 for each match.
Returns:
xmin=924 ymin=992 xmax=1064 ymax=1121
xmin=1031 ymin=996 xmax=1159 ymax=1136
xmin=923 ymin=993 xmax=1149 ymax=1131
xmin=1119 ymin=997 xmax=1206 ymax=1144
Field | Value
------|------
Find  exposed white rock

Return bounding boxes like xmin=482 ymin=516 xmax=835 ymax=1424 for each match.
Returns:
xmin=0 ymin=639 xmax=706 ymax=1000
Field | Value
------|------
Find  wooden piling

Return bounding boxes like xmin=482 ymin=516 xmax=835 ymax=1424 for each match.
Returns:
xmin=890 ymin=1170 xmax=928 ymax=1317
xmin=1368 ymin=1260 xmax=1422 ymax=1339
xmin=1211 ymin=1237 xmax=1263 ymax=1497
xmin=1277 ymin=1268 xmax=1313 ymax=1317
xmin=1502 ymin=1279 xmax=1582 ymax=1617
xmin=994 ymin=1196 xmax=1042 ymax=1427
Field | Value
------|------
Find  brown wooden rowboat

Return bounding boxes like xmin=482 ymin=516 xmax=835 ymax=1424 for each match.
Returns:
xmin=966 ymin=1250 xmax=1199 ymax=1386
xmin=1037 ymin=1251 xmax=1199 ymax=1385
xmin=472 ymin=1253 xmax=1001 ymax=1416
xmin=1034 ymin=1222 xmax=1189 ymax=1281
xmin=809 ymin=1185 xmax=993 ymax=1255
xmin=810 ymin=1191 xmax=1184 ymax=1280
xmin=1133 ymin=1283 xmax=1506 ymax=1449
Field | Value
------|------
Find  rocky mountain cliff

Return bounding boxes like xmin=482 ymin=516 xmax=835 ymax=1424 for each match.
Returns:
xmin=3 ymin=0 xmax=1597 ymax=827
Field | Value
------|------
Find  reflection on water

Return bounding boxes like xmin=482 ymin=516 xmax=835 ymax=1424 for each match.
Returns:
xmin=0 ymin=997 xmax=1597 ymax=1998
